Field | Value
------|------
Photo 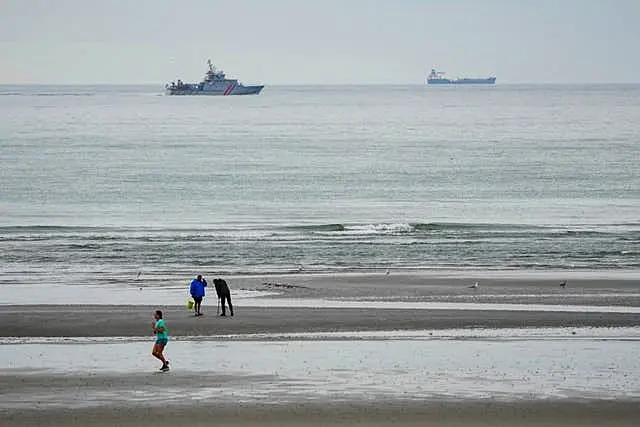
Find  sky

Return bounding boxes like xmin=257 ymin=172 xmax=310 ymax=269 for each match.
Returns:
xmin=1 ymin=0 xmax=639 ymax=84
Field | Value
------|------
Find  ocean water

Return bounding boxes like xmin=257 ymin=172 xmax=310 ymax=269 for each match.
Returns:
xmin=1 ymin=84 xmax=639 ymax=287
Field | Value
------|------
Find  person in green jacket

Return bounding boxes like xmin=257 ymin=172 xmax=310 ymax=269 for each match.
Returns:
xmin=152 ymin=310 xmax=170 ymax=372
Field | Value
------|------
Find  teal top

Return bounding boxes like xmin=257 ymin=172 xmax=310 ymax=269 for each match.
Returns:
xmin=155 ymin=319 xmax=168 ymax=340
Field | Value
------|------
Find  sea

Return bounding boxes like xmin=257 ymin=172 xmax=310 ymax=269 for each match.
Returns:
xmin=1 ymin=84 xmax=639 ymax=289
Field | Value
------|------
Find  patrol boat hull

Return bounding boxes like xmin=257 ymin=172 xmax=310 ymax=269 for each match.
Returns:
xmin=166 ymin=84 xmax=264 ymax=96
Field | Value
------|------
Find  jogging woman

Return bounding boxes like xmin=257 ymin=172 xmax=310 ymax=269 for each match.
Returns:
xmin=152 ymin=310 xmax=170 ymax=372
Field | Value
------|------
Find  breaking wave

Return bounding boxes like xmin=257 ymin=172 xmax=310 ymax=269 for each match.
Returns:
xmin=286 ymin=222 xmax=638 ymax=239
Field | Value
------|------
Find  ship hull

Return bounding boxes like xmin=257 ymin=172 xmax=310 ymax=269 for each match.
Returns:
xmin=427 ymin=77 xmax=496 ymax=85
xmin=166 ymin=85 xmax=264 ymax=96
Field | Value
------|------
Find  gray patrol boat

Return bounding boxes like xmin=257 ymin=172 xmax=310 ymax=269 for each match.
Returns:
xmin=166 ymin=60 xmax=264 ymax=96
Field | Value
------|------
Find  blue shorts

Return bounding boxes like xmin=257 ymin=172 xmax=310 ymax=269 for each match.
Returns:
xmin=155 ymin=338 xmax=168 ymax=346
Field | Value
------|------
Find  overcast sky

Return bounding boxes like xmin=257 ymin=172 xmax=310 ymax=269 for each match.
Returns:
xmin=1 ymin=0 xmax=639 ymax=84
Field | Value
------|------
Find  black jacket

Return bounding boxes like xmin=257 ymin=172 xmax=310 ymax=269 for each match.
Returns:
xmin=213 ymin=278 xmax=230 ymax=297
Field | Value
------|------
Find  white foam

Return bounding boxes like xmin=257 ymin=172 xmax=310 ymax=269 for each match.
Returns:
xmin=341 ymin=223 xmax=414 ymax=235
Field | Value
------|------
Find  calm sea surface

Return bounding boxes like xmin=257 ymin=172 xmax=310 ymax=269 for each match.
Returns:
xmin=1 ymin=84 xmax=639 ymax=286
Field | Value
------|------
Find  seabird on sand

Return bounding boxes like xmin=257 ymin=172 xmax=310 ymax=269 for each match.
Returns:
xmin=468 ymin=281 xmax=479 ymax=289
xmin=559 ymin=280 xmax=567 ymax=288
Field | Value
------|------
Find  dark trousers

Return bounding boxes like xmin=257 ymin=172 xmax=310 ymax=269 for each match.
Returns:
xmin=220 ymin=293 xmax=233 ymax=316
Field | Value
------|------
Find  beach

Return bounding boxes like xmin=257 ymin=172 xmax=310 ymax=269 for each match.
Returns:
xmin=3 ymin=400 xmax=640 ymax=427
xmin=1 ymin=274 xmax=639 ymax=426
xmin=2 ymin=322 xmax=640 ymax=427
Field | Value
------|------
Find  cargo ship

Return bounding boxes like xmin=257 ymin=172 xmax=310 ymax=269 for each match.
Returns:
xmin=427 ymin=68 xmax=496 ymax=85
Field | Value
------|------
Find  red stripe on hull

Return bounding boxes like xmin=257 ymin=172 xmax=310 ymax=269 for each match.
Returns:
xmin=223 ymin=83 xmax=236 ymax=96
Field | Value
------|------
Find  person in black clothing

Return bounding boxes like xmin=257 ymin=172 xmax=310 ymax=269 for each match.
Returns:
xmin=214 ymin=278 xmax=234 ymax=316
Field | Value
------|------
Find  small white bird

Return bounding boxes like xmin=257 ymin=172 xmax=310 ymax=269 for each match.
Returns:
xmin=559 ymin=281 xmax=567 ymax=288
xmin=468 ymin=281 xmax=479 ymax=289
xmin=297 ymin=265 xmax=304 ymax=272
xmin=385 ymin=268 xmax=390 ymax=276
xmin=136 ymin=271 xmax=142 ymax=280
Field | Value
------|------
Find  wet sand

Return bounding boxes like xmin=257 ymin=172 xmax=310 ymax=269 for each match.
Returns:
xmin=2 ymin=399 xmax=639 ymax=427
xmin=2 ymin=275 xmax=638 ymax=426
xmin=0 ymin=305 xmax=638 ymax=337
xmin=0 ymin=271 xmax=639 ymax=336
xmin=248 ymin=273 xmax=640 ymax=306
